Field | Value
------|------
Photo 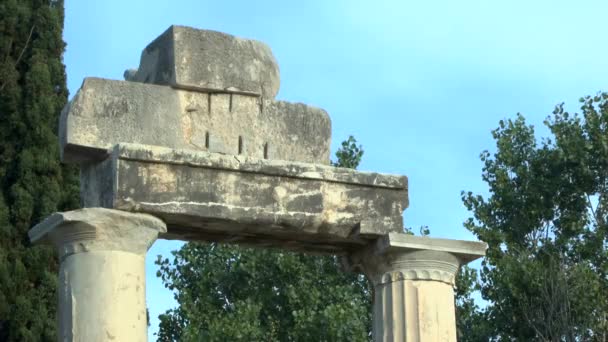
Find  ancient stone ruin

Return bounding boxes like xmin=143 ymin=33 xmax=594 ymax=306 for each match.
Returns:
xmin=30 ymin=25 xmax=486 ymax=341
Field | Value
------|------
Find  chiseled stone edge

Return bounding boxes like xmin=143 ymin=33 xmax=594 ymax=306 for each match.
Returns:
xmin=112 ymin=143 xmax=408 ymax=190
xmin=377 ymin=233 xmax=487 ymax=263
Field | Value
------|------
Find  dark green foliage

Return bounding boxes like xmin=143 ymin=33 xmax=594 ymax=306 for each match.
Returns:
xmin=155 ymin=137 xmax=372 ymax=341
xmin=462 ymin=94 xmax=608 ymax=341
xmin=155 ymin=245 xmax=372 ymax=341
xmin=332 ymin=135 xmax=363 ymax=169
xmin=455 ymin=265 xmax=491 ymax=341
xmin=0 ymin=0 xmax=79 ymax=340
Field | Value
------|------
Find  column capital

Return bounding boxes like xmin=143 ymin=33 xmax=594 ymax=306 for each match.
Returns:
xmin=344 ymin=233 xmax=486 ymax=341
xmin=345 ymin=233 xmax=487 ymax=286
xmin=29 ymin=207 xmax=166 ymax=259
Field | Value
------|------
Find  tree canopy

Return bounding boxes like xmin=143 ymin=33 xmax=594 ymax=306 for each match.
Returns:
xmin=0 ymin=0 xmax=79 ymax=340
xmin=462 ymin=94 xmax=608 ymax=341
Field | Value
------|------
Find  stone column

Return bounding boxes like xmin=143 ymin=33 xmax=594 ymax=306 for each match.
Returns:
xmin=29 ymin=208 xmax=166 ymax=342
xmin=346 ymin=233 xmax=486 ymax=342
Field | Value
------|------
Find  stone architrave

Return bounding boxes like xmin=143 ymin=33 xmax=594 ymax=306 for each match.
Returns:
xmin=345 ymin=233 xmax=487 ymax=341
xmin=29 ymin=208 xmax=166 ymax=342
xmin=80 ymin=143 xmax=408 ymax=253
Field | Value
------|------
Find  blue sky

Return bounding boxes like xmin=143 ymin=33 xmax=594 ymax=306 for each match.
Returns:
xmin=63 ymin=0 xmax=608 ymax=338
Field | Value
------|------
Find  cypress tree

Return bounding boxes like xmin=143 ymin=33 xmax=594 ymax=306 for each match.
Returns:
xmin=0 ymin=0 xmax=79 ymax=340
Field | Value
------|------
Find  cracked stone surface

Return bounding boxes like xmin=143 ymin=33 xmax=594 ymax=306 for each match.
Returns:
xmin=80 ymin=143 xmax=409 ymax=253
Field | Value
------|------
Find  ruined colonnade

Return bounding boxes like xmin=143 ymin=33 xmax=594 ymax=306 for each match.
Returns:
xmin=31 ymin=26 xmax=486 ymax=341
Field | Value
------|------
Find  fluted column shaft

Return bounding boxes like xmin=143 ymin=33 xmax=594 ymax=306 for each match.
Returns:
xmin=368 ymin=250 xmax=459 ymax=341
xmin=29 ymin=208 xmax=166 ymax=342
xmin=346 ymin=233 xmax=487 ymax=342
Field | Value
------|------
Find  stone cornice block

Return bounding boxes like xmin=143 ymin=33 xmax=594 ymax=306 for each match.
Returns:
xmin=80 ymin=143 xmax=409 ymax=254
xmin=126 ymin=25 xmax=280 ymax=98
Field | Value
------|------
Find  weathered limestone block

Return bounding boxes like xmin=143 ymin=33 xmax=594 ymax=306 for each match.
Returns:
xmin=80 ymin=143 xmax=409 ymax=253
xmin=60 ymin=77 xmax=331 ymax=165
xmin=345 ymin=233 xmax=486 ymax=341
xmin=127 ymin=25 xmax=280 ymax=98
xmin=29 ymin=208 xmax=166 ymax=342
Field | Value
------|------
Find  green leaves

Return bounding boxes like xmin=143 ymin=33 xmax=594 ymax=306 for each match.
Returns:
xmin=155 ymin=245 xmax=371 ymax=341
xmin=332 ymin=135 xmax=364 ymax=169
xmin=462 ymin=93 xmax=608 ymax=340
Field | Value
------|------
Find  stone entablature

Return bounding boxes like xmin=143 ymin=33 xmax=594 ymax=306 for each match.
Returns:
xmin=60 ymin=26 xmax=330 ymax=166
